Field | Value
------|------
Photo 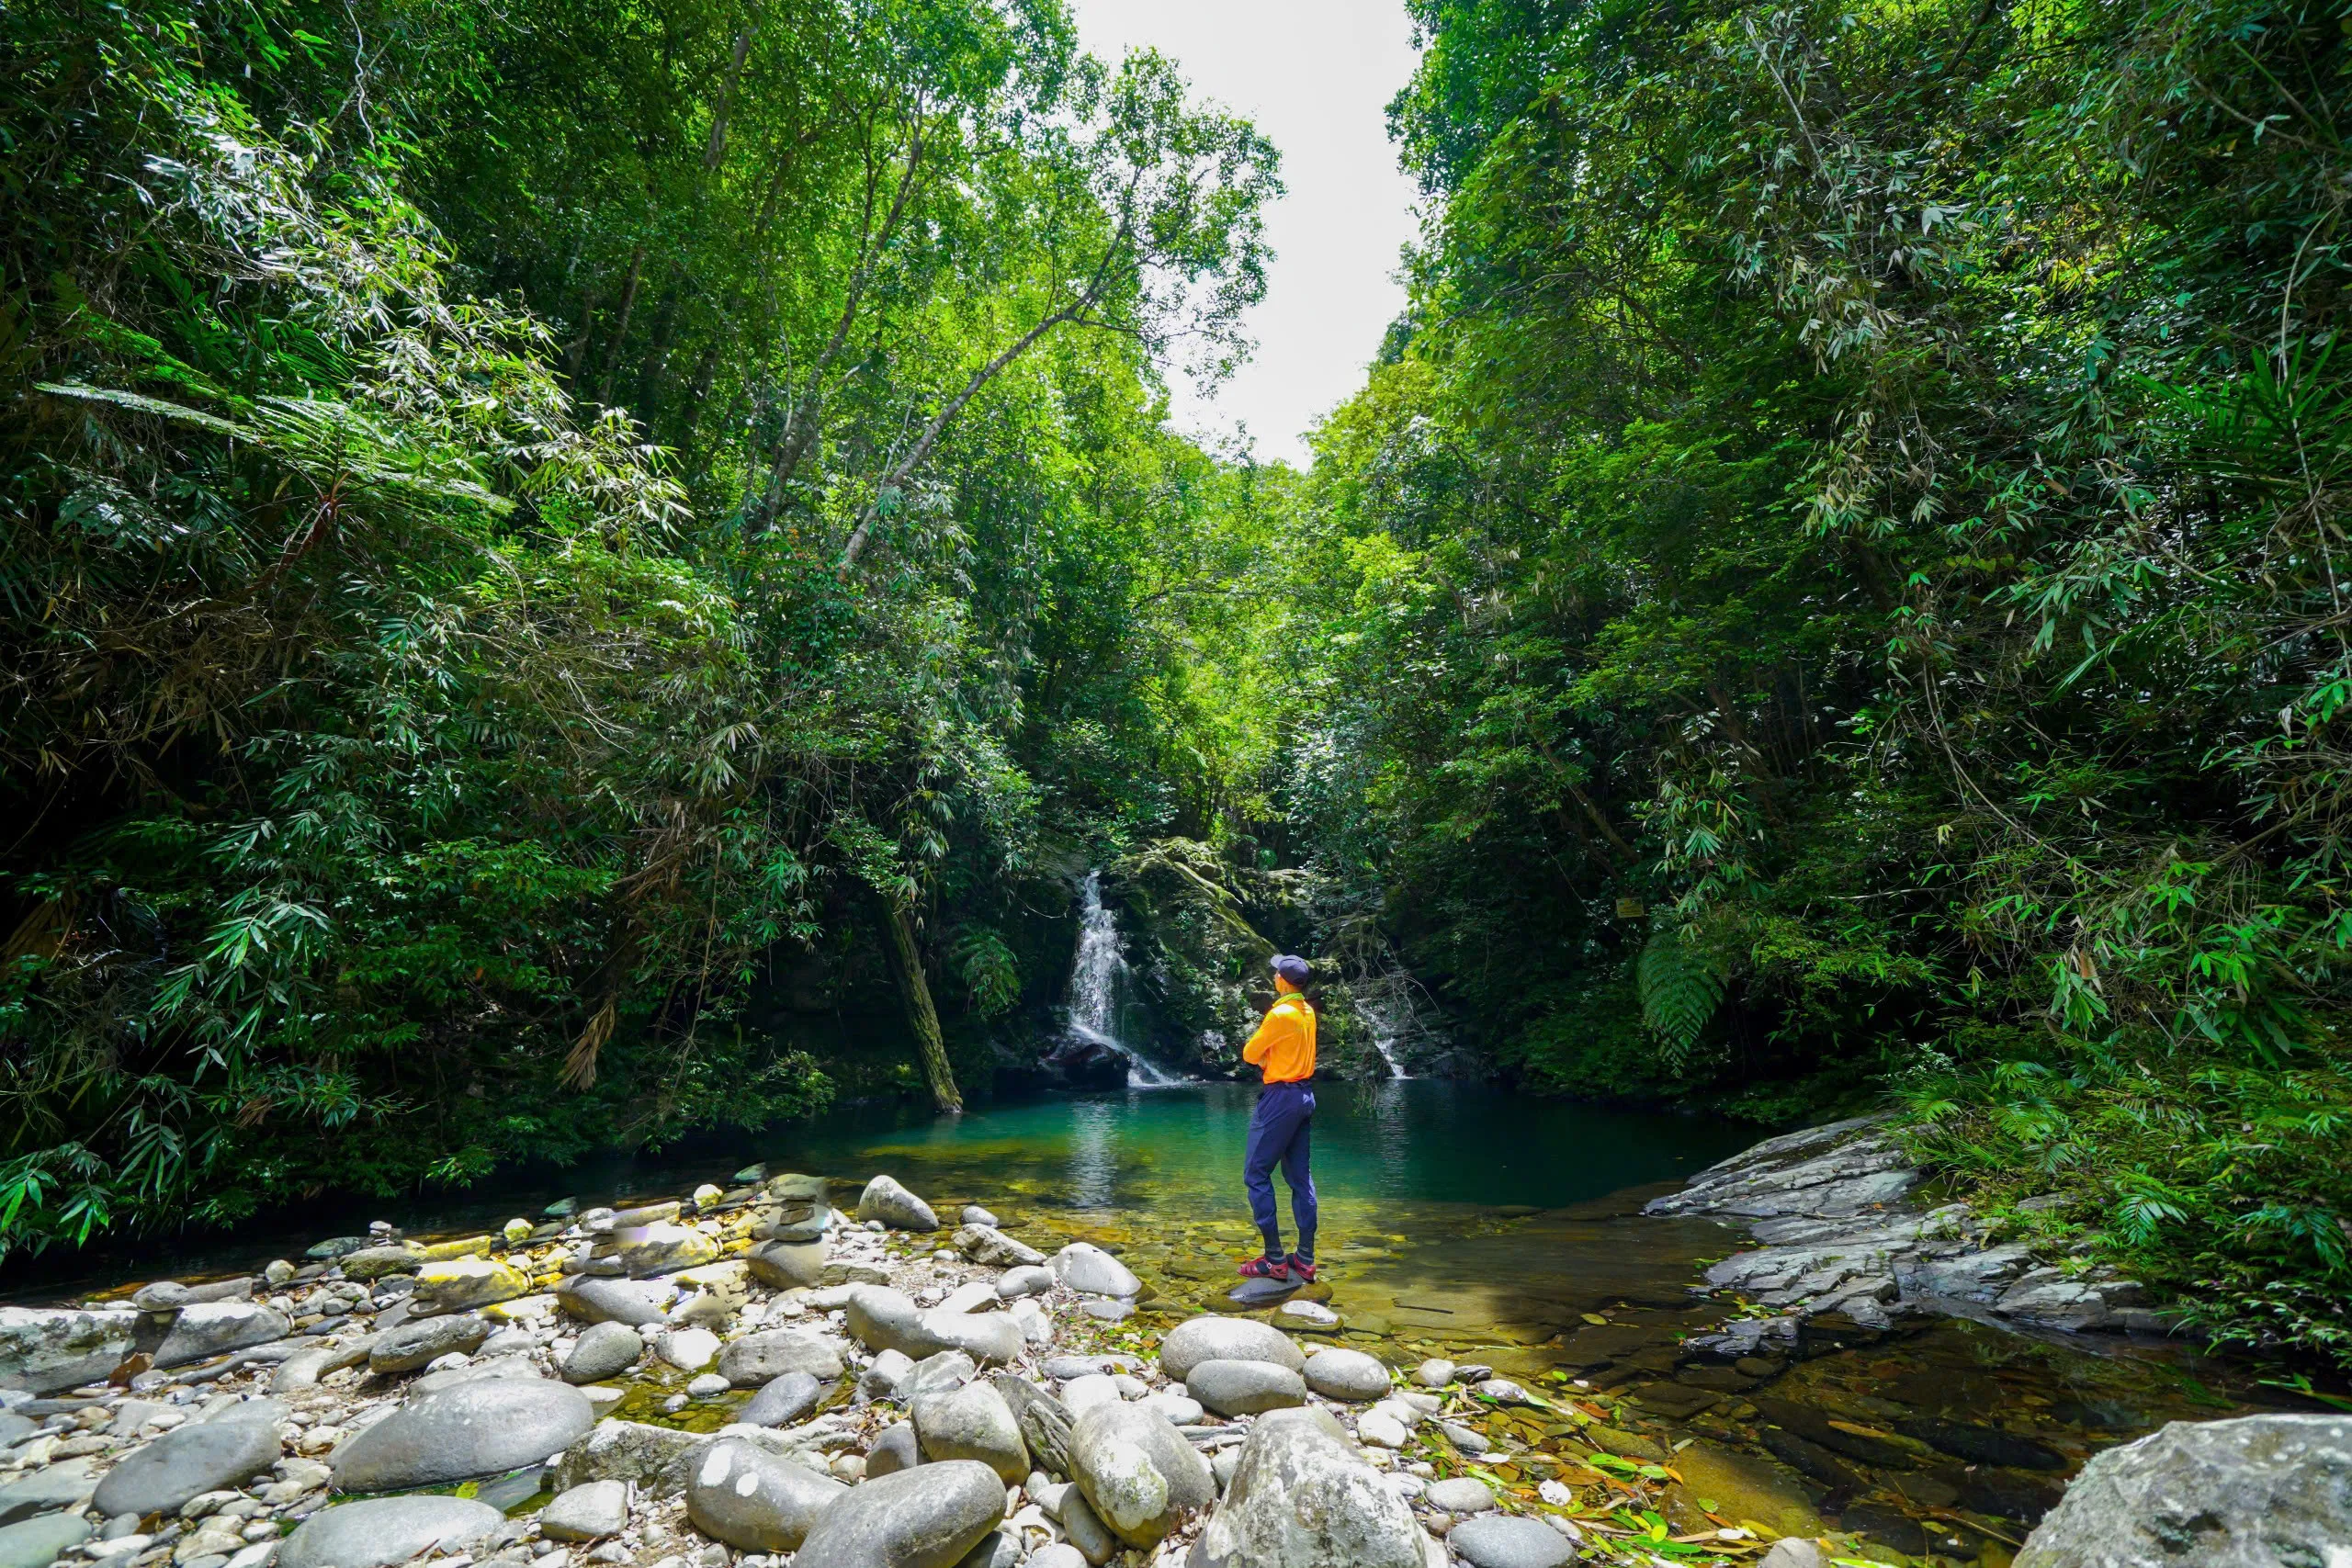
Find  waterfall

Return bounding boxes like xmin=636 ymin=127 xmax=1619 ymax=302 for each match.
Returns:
xmin=1068 ymin=873 xmax=1182 ymax=1088
xmin=1352 ymin=988 xmax=1414 ymax=1079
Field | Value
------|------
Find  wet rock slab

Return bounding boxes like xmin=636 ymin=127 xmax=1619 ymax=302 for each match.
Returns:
xmin=331 ymin=1376 xmax=594 ymax=1490
xmin=278 ymin=1495 xmax=503 ymax=1568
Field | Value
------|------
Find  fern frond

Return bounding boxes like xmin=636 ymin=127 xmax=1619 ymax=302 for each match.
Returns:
xmin=1638 ymin=927 xmax=1724 ymax=1069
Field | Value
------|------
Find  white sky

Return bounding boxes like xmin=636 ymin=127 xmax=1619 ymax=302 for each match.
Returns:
xmin=1067 ymin=0 xmax=1423 ymax=468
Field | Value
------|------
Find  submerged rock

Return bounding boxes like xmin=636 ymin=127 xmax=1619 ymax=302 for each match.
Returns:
xmin=2014 ymin=1414 xmax=2352 ymax=1568
xmin=1188 ymin=1406 xmax=1421 ymax=1568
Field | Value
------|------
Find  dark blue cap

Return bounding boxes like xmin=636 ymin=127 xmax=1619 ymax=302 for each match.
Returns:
xmin=1271 ymin=954 xmax=1311 ymax=987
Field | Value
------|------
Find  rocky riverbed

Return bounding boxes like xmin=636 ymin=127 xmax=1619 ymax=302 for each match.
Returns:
xmin=0 ymin=1151 xmax=2341 ymax=1568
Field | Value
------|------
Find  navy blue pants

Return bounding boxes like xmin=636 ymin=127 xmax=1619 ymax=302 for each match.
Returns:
xmin=1244 ymin=1080 xmax=1317 ymax=1263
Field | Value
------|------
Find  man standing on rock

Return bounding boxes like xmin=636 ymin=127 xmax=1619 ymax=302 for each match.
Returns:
xmin=1238 ymin=953 xmax=1317 ymax=1283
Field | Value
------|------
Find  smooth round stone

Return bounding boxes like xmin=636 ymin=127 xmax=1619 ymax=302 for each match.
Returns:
xmin=1059 ymin=1373 xmax=1121 ymax=1416
xmin=554 ymin=1276 xmax=669 ymax=1325
xmin=370 ymin=1314 xmax=491 ymax=1374
xmin=790 ymin=1460 xmax=1003 ymax=1567
xmin=1158 ymin=1316 xmax=1305 ymax=1380
xmin=865 ymin=1421 xmax=920 ymax=1479
xmin=538 ymin=1480 xmax=628 ymax=1542
xmin=913 ymin=1382 xmax=1029 ymax=1483
xmin=1280 ymin=1299 xmax=1340 ymax=1327
xmin=995 ymin=1267 xmax=1054 ymax=1300
xmin=1080 ymin=1299 xmax=1132 ymax=1324
xmin=1050 ymin=1244 xmax=1140 ymax=1299
xmin=1413 ymin=1359 xmax=1456 ymax=1388
xmin=92 ymin=1403 xmax=284 ymax=1517
xmin=0 ymin=1509 xmax=93 ymax=1568
xmin=856 ymin=1175 xmax=939 ymax=1233
xmin=1040 ymin=1357 xmax=1105 ymax=1381
xmin=718 ymin=1328 xmax=843 ymax=1387
xmin=1358 ymin=1412 xmax=1410 ymax=1449
xmin=1184 ymin=1359 xmax=1307 ymax=1417
xmin=657 ymin=1327 xmax=720 ymax=1372
xmin=907 ymin=1351 xmax=978 ymax=1401
xmin=960 ymin=1206 xmax=999 ymax=1228
xmin=278 ymin=1496 xmax=503 ymax=1568
xmin=561 ymin=1321 xmax=643 ymax=1384
xmin=685 ymin=1438 xmax=847 ymax=1552
xmin=1304 ymin=1348 xmax=1391 ymax=1402
xmin=329 ymin=1378 xmax=594 ymax=1490
xmin=1476 ymin=1378 xmax=1532 ymax=1405
xmin=1027 ymin=1547 xmax=1087 ymax=1568
xmin=1448 ymin=1515 xmax=1577 ymax=1568
xmin=686 ymin=1373 xmax=731 ymax=1397
xmin=1144 ymin=1393 xmax=1203 ymax=1426
xmin=1423 ymin=1477 xmax=1497 ymax=1514
xmin=1068 ymin=1403 xmax=1216 ymax=1551
xmin=739 ymin=1371 xmax=821 ymax=1428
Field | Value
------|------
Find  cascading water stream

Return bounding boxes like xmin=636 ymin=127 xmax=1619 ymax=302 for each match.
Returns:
xmin=1068 ymin=873 xmax=1183 ymax=1088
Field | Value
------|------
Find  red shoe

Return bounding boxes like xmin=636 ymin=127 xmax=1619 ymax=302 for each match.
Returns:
xmin=1238 ymin=1255 xmax=1291 ymax=1280
xmin=1288 ymin=1258 xmax=1317 ymax=1283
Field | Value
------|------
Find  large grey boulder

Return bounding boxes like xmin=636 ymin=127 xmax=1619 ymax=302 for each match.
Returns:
xmin=718 ymin=1327 xmax=842 ymax=1386
xmin=1050 ymin=1244 xmax=1140 ymax=1300
xmin=153 ymin=1303 xmax=292 ymax=1369
xmin=561 ymin=1321 xmax=644 ymax=1384
xmin=845 ymin=1289 xmax=1020 ymax=1365
xmin=1187 ymin=1406 xmax=1421 ymax=1568
xmin=0 ymin=1306 xmax=137 ymax=1394
xmin=744 ymin=1242 xmax=828 ymax=1290
xmin=1069 ymin=1401 xmax=1215 ymax=1549
xmin=857 ymin=1175 xmax=939 ymax=1233
xmin=2014 ymin=1414 xmax=2352 ymax=1568
xmin=791 ymin=1460 xmax=1005 ymax=1568
xmin=1445 ymin=1515 xmax=1576 ymax=1568
xmin=93 ymin=1400 xmax=284 ymax=1516
xmin=1158 ymin=1317 xmax=1304 ymax=1381
xmin=913 ymin=1382 xmax=1028 ymax=1483
xmin=278 ymin=1495 xmax=503 ymax=1568
xmin=331 ymin=1376 xmax=594 ymax=1490
xmin=368 ymin=1313 xmax=490 ymax=1374
xmin=1185 ymin=1359 xmax=1306 ymax=1417
xmin=0 ymin=1459 xmax=96 ymax=1524
xmin=0 ymin=1509 xmax=92 ymax=1568
xmin=684 ymin=1438 xmax=847 ymax=1551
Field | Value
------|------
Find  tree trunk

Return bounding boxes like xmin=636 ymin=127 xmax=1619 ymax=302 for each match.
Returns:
xmin=880 ymin=898 xmax=962 ymax=1114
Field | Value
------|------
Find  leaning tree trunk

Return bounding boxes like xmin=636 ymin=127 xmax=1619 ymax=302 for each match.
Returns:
xmin=880 ymin=899 xmax=962 ymax=1114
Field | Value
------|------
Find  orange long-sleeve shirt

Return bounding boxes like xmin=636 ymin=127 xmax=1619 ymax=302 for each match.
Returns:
xmin=1242 ymin=993 xmax=1316 ymax=1083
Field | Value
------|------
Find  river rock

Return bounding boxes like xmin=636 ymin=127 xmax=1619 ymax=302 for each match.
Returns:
xmin=2014 ymin=1413 xmax=2352 ymax=1567
xmin=745 ymin=1241 xmax=829 ymax=1290
xmin=0 ymin=1306 xmax=139 ymax=1395
xmin=538 ymin=1479 xmax=629 ymax=1541
xmin=1446 ymin=1515 xmax=1575 ymax=1568
xmin=844 ymin=1289 xmax=1020 ymax=1364
xmin=1187 ymin=1359 xmax=1306 ymax=1417
xmin=995 ymin=1266 xmax=1054 ymax=1300
xmin=562 ymin=1321 xmax=644 ymax=1383
xmin=991 ymin=1375 xmax=1075 ymax=1477
xmin=960 ymin=1206 xmax=999 ymax=1228
xmin=605 ymin=1223 xmax=719 ymax=1278
xmin=550 ymin=1418 xmax=709 ymax=1494
xmin=791 ymin=1459 xmax=1003 ymax=1567
xmin=1158 ymin=1317 xmax=1303 ymax=1381
xmin=739 ymin=1371 xmax=822 ymax=1428
xmin=655 ymin=1326 xmax=719 ymax=1372
xmin=866 ymin=1421 xmax=921 ymax=1478
xmin=1069 ymin=1401 xmax=1215 ymax=1549
xmin=409 ymin=1259 xmax=528 ymax=1315
xmin=278 ymin=1495 xmax=503 ymax=1568
xmin=1422 ymin=1477 xmax=1496 ymax=1514
xmin=857 ymin=1175 xmax=939 ymax=1233
xmin=555 ymin=1276 xmax=669 ymax=1325
xmin=718 ymin=1326 xmax=843 ymax=1386
xmin=152 ymin=1303 xmax=292 ymax=1369
xmin=1302 ymin=1348 xmax=1390 ymax=1402
xmin=1188 ymin=1405 xmax=1421 ymax=1568
xmin=339 ymin=1246 xmax=427 ymax=1282
xmin=92 ymin=1400 xmax=284 ymax=1516
xmin=954 ymin=1226 xmax=1046 ymax=1269
xmin=331 ymin=1375 xmax=594 ymax=1490
xmin=914 ymin=1382 xmax=1028 ymax=1483
xmin=685 ymin=1438 xmax=848 ymax=1551
xmin=369 ymin=1313 xmax=491 ymax=1374
xmin=0 ymin=1509 xmax=92 ymax=1568
xmin=0 ymin=1459 xmax=97 ymax=1524
xmin=1050 ymin=1244 xmax=1140 ymax=1299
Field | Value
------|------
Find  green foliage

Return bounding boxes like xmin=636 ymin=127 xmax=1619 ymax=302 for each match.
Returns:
xmin=1636 ymin=930 xmax=1726 ymax=1070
